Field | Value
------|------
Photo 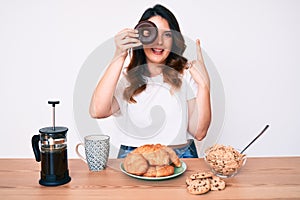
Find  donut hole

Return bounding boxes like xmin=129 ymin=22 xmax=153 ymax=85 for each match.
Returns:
xmin=142 ymin=29 xmax=151 ymax=37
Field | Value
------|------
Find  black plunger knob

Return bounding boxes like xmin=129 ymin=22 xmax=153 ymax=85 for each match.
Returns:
xmin=48 ymin=101 xmax=60 ymax=107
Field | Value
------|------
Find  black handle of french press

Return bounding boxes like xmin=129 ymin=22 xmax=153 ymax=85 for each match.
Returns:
xmin=32 ymin=135 xmax=41 ymax=162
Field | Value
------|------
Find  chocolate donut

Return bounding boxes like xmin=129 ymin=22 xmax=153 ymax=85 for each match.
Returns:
xmin=134 ymin=21 xmax=158 ymax=44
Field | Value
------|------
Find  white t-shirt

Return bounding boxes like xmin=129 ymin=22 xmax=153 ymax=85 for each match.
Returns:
xmin=113 ymin=69 xmax=198 ymax=146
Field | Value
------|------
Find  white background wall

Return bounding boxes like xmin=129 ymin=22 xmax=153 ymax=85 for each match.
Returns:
xmin=1 ymin=0 xmax=299 ymax=158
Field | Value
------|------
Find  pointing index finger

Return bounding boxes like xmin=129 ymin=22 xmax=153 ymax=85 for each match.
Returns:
xmin=196 ymin=39 xmax=204 ymax=62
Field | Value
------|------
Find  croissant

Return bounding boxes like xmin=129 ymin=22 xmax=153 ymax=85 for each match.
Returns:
xmin=123 ymin=153 xmax=148 ymax=176
xmin=143 ymin=165 xmax=175 ymax=177
xmin=123 ymin=144 xmax=181 ymax=177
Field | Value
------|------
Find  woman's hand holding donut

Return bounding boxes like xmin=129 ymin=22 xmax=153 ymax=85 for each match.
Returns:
xmin=114 ymin=28 xmax=142 ymax=59
xmin=187 ymin=39 xmax=210 ymax=91
xmin=90 ymin=29 xmax=141 ymax=118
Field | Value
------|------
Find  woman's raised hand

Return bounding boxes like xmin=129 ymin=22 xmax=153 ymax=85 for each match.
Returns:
xmin=114 ymin=28 xmax=142 ymax=59
xmin=187 ymin=39 xmax=210 ymax=90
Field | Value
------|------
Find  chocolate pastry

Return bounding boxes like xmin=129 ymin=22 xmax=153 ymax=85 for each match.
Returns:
xmin=134 ymin=21 xmax=158 ymax=44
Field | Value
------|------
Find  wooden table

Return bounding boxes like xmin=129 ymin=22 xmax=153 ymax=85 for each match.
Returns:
xmin=0 ymin=157 xmax=299 ymax=200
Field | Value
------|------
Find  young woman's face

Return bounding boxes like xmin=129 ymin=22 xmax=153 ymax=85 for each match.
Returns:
xmin=143 ymin=16 xmax=172 ymax=65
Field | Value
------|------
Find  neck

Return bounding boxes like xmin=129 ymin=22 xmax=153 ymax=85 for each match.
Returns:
xmin=147 ymin=62 xmax=163 ymax=77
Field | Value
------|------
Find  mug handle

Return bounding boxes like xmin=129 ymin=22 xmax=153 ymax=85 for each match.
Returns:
xmin=75 ymin=143 xmax=87 ymax=163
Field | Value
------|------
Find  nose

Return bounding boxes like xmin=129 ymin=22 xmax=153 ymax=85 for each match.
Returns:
xmin=156 ymin=31 xmax=164 ymax=45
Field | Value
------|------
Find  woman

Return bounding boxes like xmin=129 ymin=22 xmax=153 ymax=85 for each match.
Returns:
xmin=89 ymin=4 xmax=211 ymax=158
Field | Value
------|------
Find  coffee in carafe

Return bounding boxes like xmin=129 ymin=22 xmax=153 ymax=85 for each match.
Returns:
xmin=32 ymin=101 xmax=71 ymax=186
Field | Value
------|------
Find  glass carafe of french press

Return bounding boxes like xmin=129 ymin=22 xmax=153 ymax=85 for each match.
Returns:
xmin=31 ymin=101 xmax=71 ymax=186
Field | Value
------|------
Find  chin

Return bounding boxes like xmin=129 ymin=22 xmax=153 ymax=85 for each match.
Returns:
xmin=148 ymin=59 xmax=166 ymax=65
xmin=146 ymin=54 xmax=170 ymax=65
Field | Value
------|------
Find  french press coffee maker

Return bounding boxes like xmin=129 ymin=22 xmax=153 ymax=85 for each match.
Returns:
xmin=32 ymin=101 xmax=71 ymax=186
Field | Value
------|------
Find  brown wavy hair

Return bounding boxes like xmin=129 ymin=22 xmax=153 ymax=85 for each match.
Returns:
xmin=123 ymin=4 xmax=187 ymax=103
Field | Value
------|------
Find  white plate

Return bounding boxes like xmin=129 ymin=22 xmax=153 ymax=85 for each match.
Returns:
xmin=120 ymin=161 xmax=187 ymax=181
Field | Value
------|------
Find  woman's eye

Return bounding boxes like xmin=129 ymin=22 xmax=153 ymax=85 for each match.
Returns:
xmin=164 ymin=32 xmax=172 ymax=38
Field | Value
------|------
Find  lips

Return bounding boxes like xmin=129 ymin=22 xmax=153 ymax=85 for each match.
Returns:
xmin=152 ymin=48 xmax=164 ymax=55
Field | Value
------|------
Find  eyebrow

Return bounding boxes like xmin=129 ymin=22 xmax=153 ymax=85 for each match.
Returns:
xmin=161 ymin=30 xmax=172 ymax=34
